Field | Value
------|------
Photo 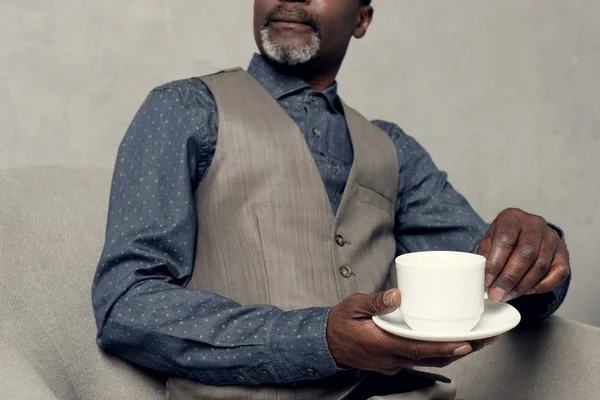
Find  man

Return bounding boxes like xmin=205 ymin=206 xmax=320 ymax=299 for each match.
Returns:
xmin=92 ymin=1 xmax=570 ymax=399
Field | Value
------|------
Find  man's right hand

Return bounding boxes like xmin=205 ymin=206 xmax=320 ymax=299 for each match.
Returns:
xmin=326 ymin=289 xmax=498 ymax=375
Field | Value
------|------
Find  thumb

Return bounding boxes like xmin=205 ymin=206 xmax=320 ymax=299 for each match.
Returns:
xmin=358 ymin=288 xmax=401 ymax=317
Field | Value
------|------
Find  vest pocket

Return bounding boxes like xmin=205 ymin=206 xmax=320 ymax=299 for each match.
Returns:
xmin=356 ymin=184 xmax=394 ymax=217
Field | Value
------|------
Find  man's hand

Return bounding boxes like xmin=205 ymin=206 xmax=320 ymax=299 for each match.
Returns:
xmin=478 ymin=208 xmax=571 ymax=303
xmin=326 ymin=289 xmax=497 ymax=375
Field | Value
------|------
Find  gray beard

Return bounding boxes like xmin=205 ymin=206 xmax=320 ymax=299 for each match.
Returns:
xmin=260 ymin=28 xmax=321 ymax=66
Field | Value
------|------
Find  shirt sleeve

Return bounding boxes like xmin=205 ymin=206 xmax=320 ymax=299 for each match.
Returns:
xmin=373 ymin=120 xmax=569 ymax=321
xmin=92 ymin=84 xmax=339 ymax=386
xmin=373 ymin=120 xmax=489 ymax=254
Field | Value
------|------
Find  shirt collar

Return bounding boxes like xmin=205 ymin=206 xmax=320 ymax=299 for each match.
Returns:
xmin=247 ymin=53 xmax=342 ymax=114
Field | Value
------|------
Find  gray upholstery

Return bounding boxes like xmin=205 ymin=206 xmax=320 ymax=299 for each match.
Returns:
xmin=0 ymin=167 xmax=165 ymax=399
xmin=0 ymin=166 xmax=598 ymax=399
xmin=440 ymin=316 xmax=600 ymax=400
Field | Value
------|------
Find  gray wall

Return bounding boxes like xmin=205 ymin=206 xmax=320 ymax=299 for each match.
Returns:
xmin=1 ymin=0 xmax=599 ymax=326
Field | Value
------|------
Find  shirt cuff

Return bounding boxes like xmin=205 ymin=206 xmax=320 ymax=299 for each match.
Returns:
xmin=269 ymin=307 xmax=340 ymax=383
xmin=509 ymin=274 xmax=570 ymax=323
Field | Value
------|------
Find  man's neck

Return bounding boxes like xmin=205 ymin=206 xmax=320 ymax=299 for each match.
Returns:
xmin=265 ymin=57 xmax=342 ymax=91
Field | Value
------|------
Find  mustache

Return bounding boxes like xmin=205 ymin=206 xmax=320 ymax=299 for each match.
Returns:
xmin=263 ymin=5 xmax=322 ymax=35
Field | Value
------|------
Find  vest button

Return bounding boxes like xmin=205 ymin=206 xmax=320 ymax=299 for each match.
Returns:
xmin=335 ymin=235 xmax=345 ymax=247
xmin=339 ymin=265 xmax=352 ymax=278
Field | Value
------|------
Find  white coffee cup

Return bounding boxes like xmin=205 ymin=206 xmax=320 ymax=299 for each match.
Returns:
xmin=395 ymin=251 xmax=486 ymax=333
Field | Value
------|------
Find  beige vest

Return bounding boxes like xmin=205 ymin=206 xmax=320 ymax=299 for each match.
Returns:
xmin=167 ymin=69 xmax=399 ymax=400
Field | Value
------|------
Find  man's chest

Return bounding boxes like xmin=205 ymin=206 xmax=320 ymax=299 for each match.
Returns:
xmin=279 ymin=100 xmax=354 ymax=213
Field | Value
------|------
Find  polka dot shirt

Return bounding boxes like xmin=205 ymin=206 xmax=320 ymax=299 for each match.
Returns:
xmin=92 ymin=54 xmax=568 ymax=386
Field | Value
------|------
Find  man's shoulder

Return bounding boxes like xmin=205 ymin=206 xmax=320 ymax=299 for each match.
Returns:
xmin=152 ymin=77 xmax=207 ymax=92
xmin=369 ymin=119 xmax=409 ymax=144
xmin=148 ymin=77 xmax=216 ymax=110
xmin=368 ymin=119 xmax=431 ymax=159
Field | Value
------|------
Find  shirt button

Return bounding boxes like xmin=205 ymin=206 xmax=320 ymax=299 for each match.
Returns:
xmin=335 ymin=235 xmax=345 ymax=247
xmin=339 ymin=265 xmax=352 ymax=278
xmin=236 ymin=376 xmax=246 ymax=383
xmin=306 ymin=368 xmax=315 ymax=377
xmin=331 ymin=164 xmax=338 ymax=174
xmin=312 ymin=128 xmax=322 ymax=137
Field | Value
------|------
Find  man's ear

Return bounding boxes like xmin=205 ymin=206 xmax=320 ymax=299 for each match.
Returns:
xmin=354 ymin=5 xmax=373 ymax=39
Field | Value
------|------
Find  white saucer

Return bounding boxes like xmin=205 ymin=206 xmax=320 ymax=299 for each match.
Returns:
xmin=372 ymin=300 xmax=521 ymax=342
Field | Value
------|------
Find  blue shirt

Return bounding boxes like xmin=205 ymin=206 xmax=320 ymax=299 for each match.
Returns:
xmin=92 ymin=54 xmax=569 ymax=386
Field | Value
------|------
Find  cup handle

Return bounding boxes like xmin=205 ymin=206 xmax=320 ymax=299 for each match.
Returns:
xmin=484 ymin=291 xmax=489 ymax=300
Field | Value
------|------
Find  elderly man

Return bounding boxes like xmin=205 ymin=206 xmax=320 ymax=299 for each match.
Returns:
xmin=92 ymin=1 xmax=570 ymax=399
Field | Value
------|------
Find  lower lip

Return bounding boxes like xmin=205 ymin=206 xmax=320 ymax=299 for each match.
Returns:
xmin=270 ymin=21 xmax=313 ymax=30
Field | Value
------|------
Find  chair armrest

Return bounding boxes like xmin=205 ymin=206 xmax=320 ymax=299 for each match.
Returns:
xmin=0 ymin=334 xmax=59 ymax=400
xmin=439 ymin=316 xmax=600 ymax=400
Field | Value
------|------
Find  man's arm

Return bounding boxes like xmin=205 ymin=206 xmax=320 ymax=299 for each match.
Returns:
xmin=373 ymin=120 xmax=569 ymax=320
xmin=92 ymin=85 xmax=339 ymax=386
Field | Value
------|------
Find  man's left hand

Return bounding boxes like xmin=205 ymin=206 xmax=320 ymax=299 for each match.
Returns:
xmin=477 ymin=208 xmax=570 ymax=303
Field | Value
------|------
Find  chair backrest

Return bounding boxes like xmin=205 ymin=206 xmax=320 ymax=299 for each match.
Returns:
xmin=0 ymin=166 xmax=165 ymax=400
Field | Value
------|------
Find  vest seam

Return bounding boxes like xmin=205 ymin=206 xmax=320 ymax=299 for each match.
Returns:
xmin=193 ymin=77 xmax=222 ymax=189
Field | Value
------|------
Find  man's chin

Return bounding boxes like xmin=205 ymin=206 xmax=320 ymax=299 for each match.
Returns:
xmin=260 ymin=28 xmax=320 ymax=66
xmin=261 ymin=52 xmax=306 ymax=67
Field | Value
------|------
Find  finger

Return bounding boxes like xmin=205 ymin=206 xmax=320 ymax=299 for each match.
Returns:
xmin=370 ymin=327 xmax=473 ymax=361
xmin=412 ymin=355 xmax=468 ymax=368
xmin=375 ymin=339 xmax=502 ymax=373
xmin=393 ymin=339 xmax=472 ymax=360
xmin=530 ymin=245 xmax=570 ymax=294
xmin=485 ymin=211 xmax=521 ymax=289
xmin=488 ymin=225 xmax=543 ymax=302
xmin=505 ymin=232 xmax=557 ymax=301
xmin=409 ymin=338 xmax=501 ymax=369
xmin=469 ymin=336 xmax=500 ymax=352
xmin=413 ymin=338 xmax=501 ymax=369
xmin=348 ymin=289 xmax=401 ymax=318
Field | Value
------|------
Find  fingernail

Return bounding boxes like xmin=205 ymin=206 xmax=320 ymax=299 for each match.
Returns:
xmin=525 ymin=289 xmax=536 ymax=295
xmin=454 ymin=345 xmax=472 ymax=356
xmin=383 ymin=289 xmax=397 ymax=307
xmin=488 ymin=287 xmax=506 ymax=303
xmin=484 ymin=274 xmax=495 ymax=289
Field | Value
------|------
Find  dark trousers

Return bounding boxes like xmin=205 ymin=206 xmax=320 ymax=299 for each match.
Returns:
xmin=345 ymin=369 xmax=451 ymax=400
